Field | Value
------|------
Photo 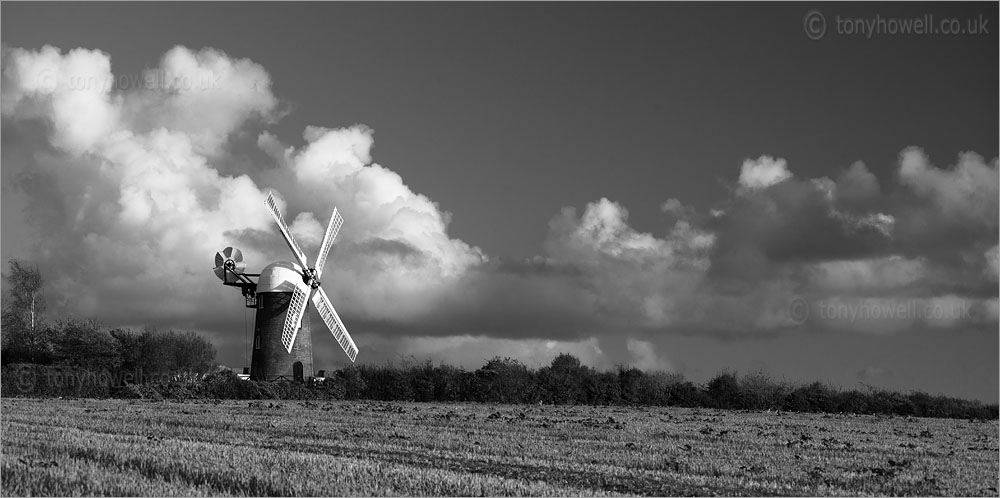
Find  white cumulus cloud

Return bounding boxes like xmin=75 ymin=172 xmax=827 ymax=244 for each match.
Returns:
xmin=738 ymin=155 xmax=792 ymax=191
xmin=1 ymin=44 xmax=484 ymax=340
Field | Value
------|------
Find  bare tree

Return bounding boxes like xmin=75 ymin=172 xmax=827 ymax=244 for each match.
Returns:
xmin=3 ymin=259 xmax=47 ymax=360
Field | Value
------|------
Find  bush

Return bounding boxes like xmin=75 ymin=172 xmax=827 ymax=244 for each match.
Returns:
xmin=836 ymin=389 xmax=871 ymax=414
xmin=269 ymin=380 xmax=317 ymax=399
xmin=585 ymin=371 xmax=622 ymax=405
xmin=337 ymin=366 xmax=367 ymax=399
xmin=862 ymin=388 xmax=915 ymax=416
xmin=1 ymin=363 xmax=114 ymax=398
xmin=706 ymin=371 xmax=742 ymax=409
xmin=111 ymin=328 xmax=216 ymax=382
xmin=617 ymin=367 xmax=646 ymax=405
xmin=115 ymin=383 xmax=164 ymax=401
xmin=3 ymin=346 xmax=996 ymax=420
xmin=359 ymin=365 xmax=413 ymax=401
xmin=642 ymin=372 xmax=682 ymax=406
xmin=783 ymin=382 xmax=837 ymax=413
xmin=429 ymin=364 xmax=465 ymax=402
xmin=50 ymin=321 xmax=122 ymax=372
xmin=665 ymin=378 xmax=705 ymax=407
xmin=739 ymin=371 xmax=788 ymax=410
xmin=539 ymin=353 xmax=588 ymax=404
xmin=155 ymin=382 xmax=198 ymax=401
xmin=476 ymin=357 xmax=536 ymax=404
xmin=201 ymin=370 xmax=272 ymax=399
xmin=316 ymin=376 xmax=347 ymax=400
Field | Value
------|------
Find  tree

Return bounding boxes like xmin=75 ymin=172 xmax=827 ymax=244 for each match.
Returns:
xmin=6 ymin=260 xmax=44 ymax=331
xmin=476 ymin=356 xmax=536 ymax=403
xmin=50 ymin=319 xmax=122 ymax=371
xmin=783 ymin=381 xmax=837 ymax=413
xmin=162 ymin=330 xmax=216 ymax=378
xmin=109 ymin=327 xmax=216 ymax=382
xmin=110 ymin=328 xmax=145 ymax=374
xmin=739 ymin=370 xmax=788 ymax=410
xmin=539 ymin=353 xmax=588 ymax=404
xmin=2 ymin=259 xmax=49 ymax=363
xmin=618 ymin=366 xmax=646 ymax=404
xmin=706 ymin=371 xmax=742 ymax=409
xmin=585 ymin=370 xmax=622 ymax=405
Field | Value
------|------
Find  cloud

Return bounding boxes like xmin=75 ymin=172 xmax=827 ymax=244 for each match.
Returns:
xmin=353 ymin=335 xmax=609 ymax=370
xmin=1 ymin=45 xmax=483 ymax=344
xmin=626 ymin=338 xmax=673 ymax=372
xmin=344 ymin=334 xmax=674 ymax=372
xmin=660 ymin=197 xmax=696 ymax=222
xmin=985 ymin=245 xmax=999 ymax=280
xmin=857 ymin=366 xmax=894 ymax=380
xmin=543 ymin=198 xmax=714 ymax=329
xmin=809 ymin=295 xmax=994 ymax=335
xmin=708 ymin=173 xmax=893 ymax=284
xmin=126 ymin=46 xmax=279 ymax=156
xmin=288 ymin=212 xmax=324 ymax=249
xmin=283 ymin=125 xmax=486 ymax=278
xmin=898 ymin=147 xmax=998 ymax=226
xmin=834 ymin=161 xmax=881 ymax=209
xmin=698 ymin=150 xmax=995 ymax=336
xmin=2 ymin=45 xmax=120 ymax=154
xmin=2 ymin=44 xmax=996 ymax=372
xmin=808 ymin=255 xmax=926 ymax=293
xmin=889 ymin=148 xmax=998 ymax=285
xmin=738 ymin=155 xmax=792 ymax=190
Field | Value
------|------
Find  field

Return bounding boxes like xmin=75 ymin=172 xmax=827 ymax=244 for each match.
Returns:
xmin=2 ymin=398 xmax=997 ymax=496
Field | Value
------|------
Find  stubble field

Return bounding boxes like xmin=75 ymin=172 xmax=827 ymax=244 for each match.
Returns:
xmin=1 ymin=398 xmax=997 ymax=496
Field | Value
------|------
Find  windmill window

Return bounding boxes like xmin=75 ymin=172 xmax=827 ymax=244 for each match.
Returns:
xmin=254 ymin=336 xmax=261 ymax=350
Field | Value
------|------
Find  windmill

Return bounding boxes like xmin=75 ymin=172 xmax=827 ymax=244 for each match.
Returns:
xmin=213 ymin=192 xmax=358 ymax=381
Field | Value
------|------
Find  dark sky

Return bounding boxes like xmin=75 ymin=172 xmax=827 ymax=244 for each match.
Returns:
xmin=2 ymin=2 xmax=997 ymax=401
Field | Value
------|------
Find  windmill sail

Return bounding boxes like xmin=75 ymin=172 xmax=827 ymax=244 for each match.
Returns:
xmin=254 ymin=192 xmax=358 ymax=362
xmin=314 ymin=208 xmax=343 ymax=280
xmin=264 ymin=192 xmax=308 ymax=269
xmin=281 ymin=286 xmax=310 ymax=353
xmin=312 ymin=286 xmax=358 ymax=362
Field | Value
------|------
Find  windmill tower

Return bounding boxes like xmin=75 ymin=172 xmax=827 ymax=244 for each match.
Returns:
xmin=213 ymin=192 xmax=358 ymax=381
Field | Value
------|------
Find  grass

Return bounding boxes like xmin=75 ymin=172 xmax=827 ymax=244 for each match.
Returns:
xmin=2 ymin=398 xmax=997 ymax=496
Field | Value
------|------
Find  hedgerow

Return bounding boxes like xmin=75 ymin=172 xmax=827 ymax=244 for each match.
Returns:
xmin=2 ymin=355 xmax=995 ymax=420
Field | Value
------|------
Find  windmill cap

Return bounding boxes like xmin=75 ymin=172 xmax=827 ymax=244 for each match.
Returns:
xmin=257 ymin=261 xmax=308 ymax=293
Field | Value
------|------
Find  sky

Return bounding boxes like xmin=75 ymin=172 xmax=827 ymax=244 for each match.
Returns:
xmin=1 ymin=2 xmax=997 ymax=401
